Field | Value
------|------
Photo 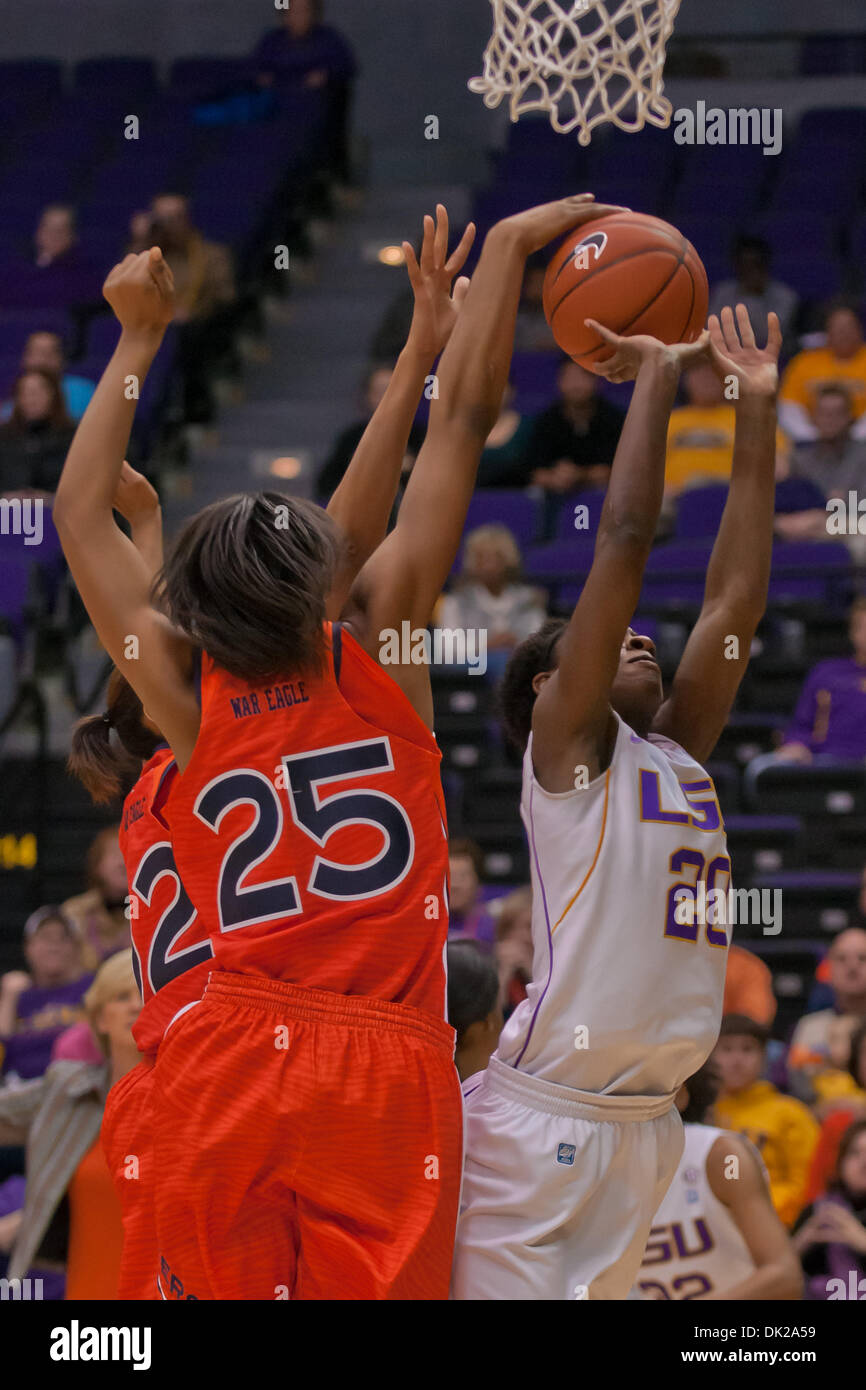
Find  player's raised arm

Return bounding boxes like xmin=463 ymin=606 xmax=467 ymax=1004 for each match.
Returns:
xmin=112 ymin=461 xmax=164 ymax=578
xmin=344 ymin=195 xmax=624 ymax=720
xmin=651 ymin=307 xmax=781 ymax=764
xmin=530 ymin=325 xmax=709 ymax=792
xmin=53 ymin=248 xmax=199 ymax=764
xmin=324 ymin=206 xmax=474 ymax=616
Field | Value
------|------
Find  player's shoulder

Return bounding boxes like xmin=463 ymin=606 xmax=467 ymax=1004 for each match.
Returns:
xmin=705 ymin=1128 xmax=767 ymax=1200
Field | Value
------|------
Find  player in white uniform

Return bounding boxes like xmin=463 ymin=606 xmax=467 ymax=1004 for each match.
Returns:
xmin=452 ymin=304 xmax=783 ymax=1300
xmin=636 ymin=1062 xmax=802 ymax=1300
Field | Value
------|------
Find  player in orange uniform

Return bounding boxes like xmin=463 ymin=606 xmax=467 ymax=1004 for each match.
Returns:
xmin=54 ymin=194 xmax=620 ymax=1299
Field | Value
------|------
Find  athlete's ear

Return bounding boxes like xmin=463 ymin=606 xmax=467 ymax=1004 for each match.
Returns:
xmin=531 ymin=670 xmax=553 ymax=696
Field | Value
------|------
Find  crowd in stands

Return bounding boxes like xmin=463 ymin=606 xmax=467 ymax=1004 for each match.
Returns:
xmin=4 ymin=16 xmax=866 ymax=1298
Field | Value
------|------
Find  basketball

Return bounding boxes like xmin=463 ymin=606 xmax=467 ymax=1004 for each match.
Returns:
xmin=542 ymin=211 xmax=709 ymax=366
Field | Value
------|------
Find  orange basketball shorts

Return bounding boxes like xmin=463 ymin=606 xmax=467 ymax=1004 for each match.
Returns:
xmin=101 ymin=1055 xmax=159 ymax=1300
xmin=150 ymin=972 xmax=463 ymax=1300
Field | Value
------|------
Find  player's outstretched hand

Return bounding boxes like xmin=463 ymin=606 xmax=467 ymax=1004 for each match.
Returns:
xmin=111 ymin=461 xmax=160 ymax=526
xmin=404 ymin=204 xmax=476 ymax=359
xmin=103 ymin=246 xmax=176 ymax=336
xmin=584 ymin=321 xmax=711 ymax=383
xmin=495 ymin=195 xmax=629 ymax=258
xmin=707 ymin=305 xmax=781 ymax=399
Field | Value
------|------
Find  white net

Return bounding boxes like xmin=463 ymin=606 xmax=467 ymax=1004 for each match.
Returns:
xmin=469 ymin=0 xmax=683 ymax=145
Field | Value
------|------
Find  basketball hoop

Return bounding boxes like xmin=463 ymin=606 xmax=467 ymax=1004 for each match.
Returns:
xmin=469 ymin=0 xmax=683 ymax=145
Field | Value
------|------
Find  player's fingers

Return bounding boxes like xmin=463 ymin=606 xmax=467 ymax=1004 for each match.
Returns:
xmin=718 ymin=305 xmax=740 ymax=353
xmin=419 ymin=214 xmax=435 ymax=275
xmin=403 ymin=242 xmax=423 ymax=290
xmin=433 ymin=204 xmax=449 ymax=269
xmin=766 ymin=310 xmax=783 ymax=359
xmin=451 ymin=276 xmax=471 ymax=310
xmin=445 ymin=222 xmax=476 ymax=277
xmin=679 ymin=329 xmax=711 ymax=360
xmin=584 ymin=318 xmax=624 ymax=349
xmin=734 ymin=303 xmax=756 ymax=350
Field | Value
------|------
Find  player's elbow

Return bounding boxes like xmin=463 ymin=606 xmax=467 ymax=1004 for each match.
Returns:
xmin=772 ymin=1254 xmax=805 ymax=1301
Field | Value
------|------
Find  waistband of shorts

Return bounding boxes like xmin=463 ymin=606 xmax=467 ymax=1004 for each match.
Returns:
xmin=484 ymin=1055 xmax=676 ymax=1123
xmin=202 ymin=971 xmax=455 ymax=1054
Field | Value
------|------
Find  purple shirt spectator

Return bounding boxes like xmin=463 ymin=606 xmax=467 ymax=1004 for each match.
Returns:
xmin=785 ymin=657 xmax=866 ymax=760
xmin=449 ymin=905 xmax=497 ymax=953
xmin=1 ymin=977 xmax=94 ymax=1081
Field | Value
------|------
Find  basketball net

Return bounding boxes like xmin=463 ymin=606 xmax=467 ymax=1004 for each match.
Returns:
xmin=469 ymin=0 xmax=682 ymax=145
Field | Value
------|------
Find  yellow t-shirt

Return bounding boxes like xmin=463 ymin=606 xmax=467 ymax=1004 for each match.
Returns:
xmin=714 ymin=1079 xmax=820 ymax=1227
xmin=665 ymin=406 xmax=789 ymax=492
xmin=780 ymin=345 xmax=866 ymax=419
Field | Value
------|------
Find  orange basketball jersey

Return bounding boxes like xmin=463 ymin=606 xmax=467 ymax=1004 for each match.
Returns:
xmin=163 ymin=623 xmax=449 ymax=1016
xmin=120 ymin=747 xmax=214 ymax=1055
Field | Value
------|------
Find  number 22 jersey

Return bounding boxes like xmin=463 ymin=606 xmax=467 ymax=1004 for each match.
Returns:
xmin=162 ymin=622 xmax=450 ymax=1016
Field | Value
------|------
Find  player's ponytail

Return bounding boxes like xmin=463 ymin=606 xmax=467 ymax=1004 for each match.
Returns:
xmin=68 ymin=668 xmax=161 ymax=804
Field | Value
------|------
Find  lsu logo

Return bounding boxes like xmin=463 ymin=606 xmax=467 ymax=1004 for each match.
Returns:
xmin=556 ymin=1143 xmax=576 ymax=1166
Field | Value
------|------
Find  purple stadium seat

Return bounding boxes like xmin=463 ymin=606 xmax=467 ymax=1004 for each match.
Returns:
xmin=774 ymin=477 xmax=827 ymax=513
xmin=800 ymin=36 xmax=866 ymax=76
xmin=509 ymin=353 xmax=560 ymax=414
xmin=0 ymin=61 xmax=62 ymax=100
xmin=73 ymin=57 xmax=158 ymax=97
xmin=0 ymin=556 xmax=34 ymax=644
xmin=769 ymin=539 xmax=852 ymax=605
xmin=767 ymin=255 xmax=843 ymax=306
xmin=794 ymin=107 xmax=866 ymax=151
xmin=461 ymin=490 xmax=544 ymax=549
xmin=555 ymin=488 xmax=605 ymax=540
xmin=169 ymin=57 xmax=250 ymax=95
xmin=523 ymin=536 xmax=596 ymax=581
xmin=674 ymin=485 xmax=728 ymax=539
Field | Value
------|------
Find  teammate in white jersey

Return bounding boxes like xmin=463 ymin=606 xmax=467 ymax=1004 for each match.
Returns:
xmin=451 ymin=305 xmax=782 ymax=1300
xmin=636 ymin=1062 xmax=802 ymax=1300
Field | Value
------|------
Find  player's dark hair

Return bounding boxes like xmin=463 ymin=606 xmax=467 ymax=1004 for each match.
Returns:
xmin=499 ymin=617 xmax=568 ymax=751
xmin=448 ymin=836 xmax=484 ymax=879
xmin=156 ymin=492 xmax=341 ymax=683
xmin=830 ymin=1117 xmax=866 ymax=1201
xmin=718 ymin=1013 xmax=770 ymax=1046
xmin=680 ymin=1060 xmax=722 ymax=1124
xmin=848 ymin=1020 xmax=866 ymax=1089
xmin=446 ymin=941 xmax=500 ymax=1047
xmin=68 ymin=668 xmax=160 ymax=804
xmin=732 ymin=234 xmax=770 ymax=262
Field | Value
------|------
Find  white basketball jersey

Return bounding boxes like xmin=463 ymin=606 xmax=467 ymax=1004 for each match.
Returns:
xmin=636 ymin=1124 xmax=756 ymax=1299
xmin=495 ymin=712 xmax=729 ymax=1096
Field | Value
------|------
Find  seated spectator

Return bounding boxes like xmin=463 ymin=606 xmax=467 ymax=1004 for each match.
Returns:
xmin=665 ymin=359 xmax=790 ymax=497
xmin=516 ymin=356 xmax=625 ymax=492
xmin=438 ymin=525 xmax=547 ymax=682
xmin=513 ymin=254 xmax=554 ymax=353
xmin=776 ymin=385 xmax=866 ymax=556
xmin=446 ymin=941 xmax=502 ymax=1083
xmin=758 ymin=600 xmax=866 ymax=768
xmin=494 ymin=885 xmax=533 ymax=1019
xmin=0 ymin=952 xmax=141 ymax=1299
xmin=251 ymin=0 xmax=357 ymax=183
xmin=447 ymin=839 xmax=498 ymax=953
xmin=723 ymin=944 xmax=777 ymax=1026
xmin=3 ymin=332 xmax=96 ymax=423
xmin=803 ymin=1021 xmax=866 ymax=1204
xmin=713 ymin=1015 xmax=819 ymax=1227
xmin=0 ymin=909 xmax=93 ymax=1083
xmin=791 ymin=1118 xmax=866 ymax=1299
xmin=708 ymin=235 xmax=800 ymax=351
xmin=476 ymin=383 xmax=534 ymax=487
xmin=779 ymin=302 xmax=866 ymax=443
xmin=61 ymin=825 xmax=130 ymax=971
xmin=32 ymin=205 xmax=80 ymax=271
xmin=788 ymin=928 xmax=866 ymax=1100
xmin=147 ymin=193 xmax=238 ymax=422
xmin=0 ymin=370 xmax=75 ymax=496
xmin=317 ymin=364 xmax=425 ymax=499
